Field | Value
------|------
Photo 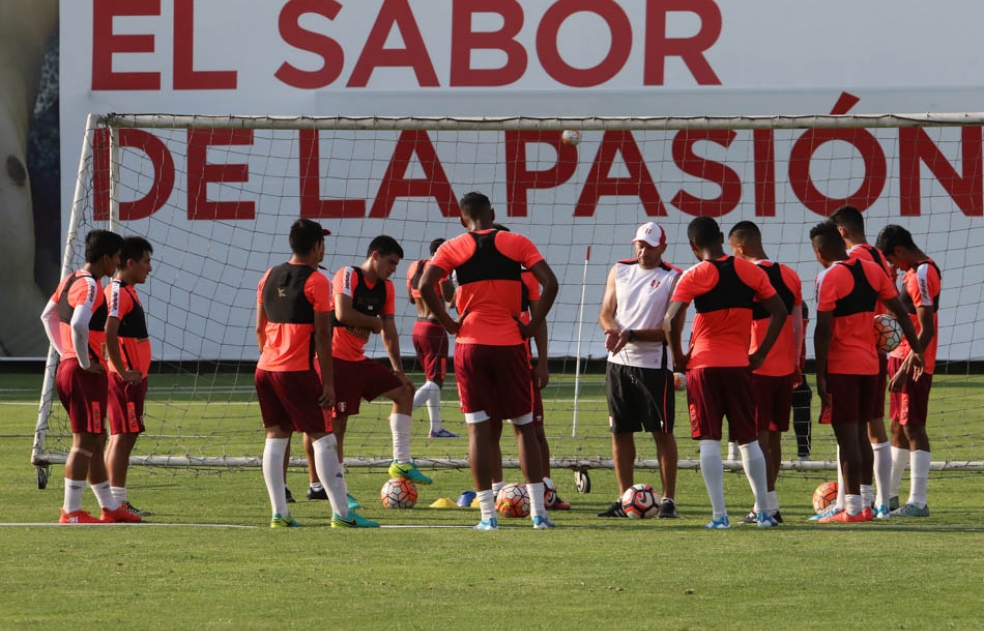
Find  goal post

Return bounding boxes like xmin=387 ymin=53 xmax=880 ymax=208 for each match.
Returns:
xmin=33 ymin=112 xmax=984 ymax=485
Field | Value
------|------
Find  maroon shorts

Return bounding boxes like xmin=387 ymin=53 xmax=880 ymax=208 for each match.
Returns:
xmin=821 ymin=373 xmax=879 ymax=426
xmin=887 ymin=357 xmax=933 ymax=427
xmin=254 ymin=368 xmax=330 ymax=434
xmin=412 ymin=319 xmax=448 ymax=381
xmin=872 ymin=353 xmax=888 ymax=419
xmin=332 ymin=357 xmax=404 ymax=418
xmin=751 ymin=373 xmax=794 ymax=433
xmin=107 ymin=372 xmax=148 ymax=435
xmin=685 ymin=366 xmax=756 ymax=442
xmin=56 ymin=357 xmax=108 ymax=434
xmin=455 ymin=343 xmax=532 ymax=423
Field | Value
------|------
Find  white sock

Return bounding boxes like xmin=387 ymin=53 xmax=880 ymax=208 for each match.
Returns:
xmin=313 ymin=434 xmax=350 ymax=519
xmin=909 ymin=450 xmax=931 ymax=508
xmin=727 ymin=441 xmax=739 ymax=461
xmin=309 ymin=481 xmax=324 ymax=492
xmin=739 ymin=441 xmax=769 ymax=514
xmin=767 ymin=490 xmax=779 ymax=514
xmin=835 ymin=446 xmax=846 ymax=510
xmin=262 ymin=437 xmax=289 ymax=517
xmin=390 ymin=413 xmax=412 ymax=463
xmin=890 ymin=446 xmax=908 ymax=499
xmin=63 ymin=479 xmax=85 ymax=513
xmin=477 ymin=489 xmax=495 ymax=522
xmin=90 ymin=480 xmax=119 ymax=510
xmin=110 ymin=486 xmax=128 ymax=505
xmin=872 ymin=441 xmax=891 ymax=507
xmin=491 ymin=480 xmax=505 ymax=498
xmin=860 ymin=484 xmax=874 ymax=509
xmin=412 ymin=382 xmax=435 ymax=411
xmin=426 ymin=385 xmax=442 ymax=433
xmin=845 ymin=494 xmax=863 ymax=516
xmin=527 ymin=482 xmax=546 ymax=518
xmin=699 ymin=440 xmax=727 ymax=518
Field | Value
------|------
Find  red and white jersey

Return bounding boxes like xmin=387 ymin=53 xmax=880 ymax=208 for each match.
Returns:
xmin=608 ymin=259 xmax=681 ymax=369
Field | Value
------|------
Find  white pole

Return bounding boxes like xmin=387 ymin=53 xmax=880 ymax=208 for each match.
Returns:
xmin=571 ymin=246 xmax=591 ymax=438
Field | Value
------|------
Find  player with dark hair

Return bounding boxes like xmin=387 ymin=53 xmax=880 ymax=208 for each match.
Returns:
xmin=728 ymin=221 xmax=803 ymax=524
xmin=876 ymin=224 xmax=939 ymax=517
xmin=597 ymin=222 xmax=681 ymax=519
xmin=407 ymin=237 xmax=457 ymax=438
xmin=332 ymin=235 xmax=432 ymax=497
xmin=103 ymin=236 xmax=154 ymax=517
xmin=41 ymin=229 xmax=141 ymax=523
xmin=827 ymin=205 xmax=895 ymax=516
xmin=664 ymin=217 xmax=788 ymax=529
xmin=256 ymin=219 xmax=377 ymax=528
xmin=417 ymin=192 xmax=559 ymax=530
xmin=809 ymin=221 xmax=923 ymax=523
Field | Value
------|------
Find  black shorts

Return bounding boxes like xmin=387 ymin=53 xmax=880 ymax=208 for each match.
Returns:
xmin=606 ymin=363 xmax=674 ymax=434
xmin=792 ymin=378 xmax=812 ymax=424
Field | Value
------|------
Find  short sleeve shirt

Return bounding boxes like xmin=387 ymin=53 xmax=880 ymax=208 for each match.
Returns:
xmin=331 ymin=266 xmax=396 ymax=361
xmin=257 ymin=263 xmax=332 ymax=372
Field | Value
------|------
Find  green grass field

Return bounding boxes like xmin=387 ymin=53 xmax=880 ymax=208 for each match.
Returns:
xmin=3 ymin=372 xmax=984 ymax=630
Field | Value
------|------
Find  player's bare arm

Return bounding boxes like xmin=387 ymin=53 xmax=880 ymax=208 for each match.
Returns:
xmin=418 ymin=264 xmax=463 ymax=334
xmin=663 ymin=300 xmax=690 ymax=371
xmin=791 ymin=303 xmax=804 ymax=386
xmin=314 ymin=310 xmax=334 ymax=409
xmin=518 ymin=260 xmax=558 ymax=339
xmin=104 ymin=317 xmax=142 ymax=384
xmin=334 ymin=292 xmax=383 ymax=334
xmin=889 ymin=302 xmax=934 ymax=392
xmin=599 ymin=266 xmax=623 ymax=352
xmin=881 ymin=295 xmax=925 ymax=378
xmin=748 ymin=294 xmax=788 ymax=371
xmin=255 ymin=304 xmax=268 ymax=352
xmin=814 ymin=310 xmax=833 ymax=406
xmin=530 ymin=297 xmax=550 ymax=390
xmin=381 ymin=315 xmax=413 ymax=388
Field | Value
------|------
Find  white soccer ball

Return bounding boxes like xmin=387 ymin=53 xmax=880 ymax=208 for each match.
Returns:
xmin=873 ymin=314 xmax=904 ymax=353
xmin=561 ymin=129 xmax=582 ymax=146
xmin=495 ymin=483 xmax=530 ymax=518
xmin=621 ymin=483 xmax=659 ymax=519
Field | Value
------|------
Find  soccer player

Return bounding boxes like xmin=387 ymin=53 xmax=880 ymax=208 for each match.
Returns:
xmin=597 ymin=222 xmax=681 ymax=520
xmin=664 ymin=217 xmax=788 ymax=529
xmin=876 ymin=224 xmax=940 ymax=517
xmin=417 ymin=192 xmax=559 ymax=530
xmin=728 ymin=221 xmax=803 ymax=524
xmin=809 ymin=222 xmax=923 ymax=523
xmin=407 ymin=238 xmax=457 ymax=438
xmin=103 ymin=236 xmax=154 ymax=517
xmin=827 ymin=205 xmax=895 ymax=513
xmin=332 ymin=235 xmax=432 ymax=490
xmin=255 ymin=219 xmax=377 ymax=528
xmin=40 ymin=229 xmax=141 ymax=524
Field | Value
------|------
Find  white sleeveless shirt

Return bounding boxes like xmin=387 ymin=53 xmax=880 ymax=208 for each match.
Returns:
xmin=608 ymin=259 xmax=681 ymax=369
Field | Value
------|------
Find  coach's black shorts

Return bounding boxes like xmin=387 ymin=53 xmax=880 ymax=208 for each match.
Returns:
xmin=605 ymin=363 xmax=674 ymax=434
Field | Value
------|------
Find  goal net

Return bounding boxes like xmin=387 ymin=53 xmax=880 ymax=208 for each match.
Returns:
xmin=32 ymin=113 xmax=984 ymax=486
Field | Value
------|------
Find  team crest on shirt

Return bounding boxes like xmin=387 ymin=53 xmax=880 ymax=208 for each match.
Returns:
xmin=277 ymin=288 xmax=286 ymax=298
xmin=650 ymin=279 xmax=661 ymax=289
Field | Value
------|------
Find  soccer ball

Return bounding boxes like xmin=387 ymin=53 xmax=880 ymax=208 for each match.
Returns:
xmin=812 ymin=481 xmax=838 ymax=514
xmin=380 ymin=477 xmax=418 ymax=509
xmin=542 ymin=476 xmax=558 ymax=509
xmin=621 ymin=483 xmax=659 ymax=519
xmin=495 ymin=483 xmax=530 ymax=518
xmin=561 ymin=129 xmax=582 ymax=146
xmin=873 ymin=314 xmax=903 ymax=353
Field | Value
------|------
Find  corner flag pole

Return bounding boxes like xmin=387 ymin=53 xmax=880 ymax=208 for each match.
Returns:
xmin=572 ymin=246 xmax=591 ymax=438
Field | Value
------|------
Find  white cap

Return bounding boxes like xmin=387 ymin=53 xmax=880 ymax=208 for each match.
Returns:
xmin=632 ymin=222 xmax=666 ymax=248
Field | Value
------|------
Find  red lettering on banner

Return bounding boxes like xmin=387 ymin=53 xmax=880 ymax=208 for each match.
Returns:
xmin=505 ymin=131 xmax=578 ymax=216
xmin=899 ymin=127 xmax=983 ymax=217
xmin=93 ymin=129 xmax=175 ymax=221
xmin=670 ymin=130 xmax=741 ymax=217
xmin=789 ymin=93 xmax=886 ymax=216
xmin=644 ymin=0 xmax=722 ymax=86
xmin=91 ymin=0 xmax=161 ymax=91
xmin=450 ymin=0 xmax=527 ymax=87
xmin=536 ymin=0 xmax=632 ymax=87
xmin=574 ymin=131 xmax=666 ymax=217
xmin=186 ymin=130 xmax=255 ymax=220
xmin=753 ymin=129 xmax=776 ymax=217
xmin=298 ymin=130 xmax=367 ymax=218
xmin=347 ymin=0 xmax=439 ymax=87
xmin=276 ymin=0 xmax=345 ymax=89
xmin=173 ymin=0 xmax=237 ymax=90
xmin=368 ymin=131 xmax=459 ymax=218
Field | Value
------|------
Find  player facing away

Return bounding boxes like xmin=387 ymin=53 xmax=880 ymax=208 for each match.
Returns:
xmin=418 ymin=192 xmax=559 ymax=530
xmin=255 ymin=219 xmax=377 ymax=528
xmin=826 ymin=205 xmax=896 ymax=514
xmin=331 ymin=235 xmax=432 ymax=491
xmin=728 ymin=221 xmax=804 ymax=524
xmin=406 ymin=238 xmax=457 ymax=438
xmin=103 ymin=236 xmax=154 ymax=518
xmin=40 ymin=230 xmax=141 ymax=524
xmin=597 ymin=222 xmax=681 ymax=519
xmin=876 ymin=224 xmax=940 ymax=517
xmin=664 ymin=217 xmax=788 ymax=529
xmin=809 ymin=222 xmax=923 ymax=523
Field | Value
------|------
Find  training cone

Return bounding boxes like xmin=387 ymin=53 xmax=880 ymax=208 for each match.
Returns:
xmin=456 ymin=490 xmax=477 ymax=507
xmin=429 ymin=497 xmax=458 ymax=509
xmin=470 ymin=496 xmax=480 ymax=508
